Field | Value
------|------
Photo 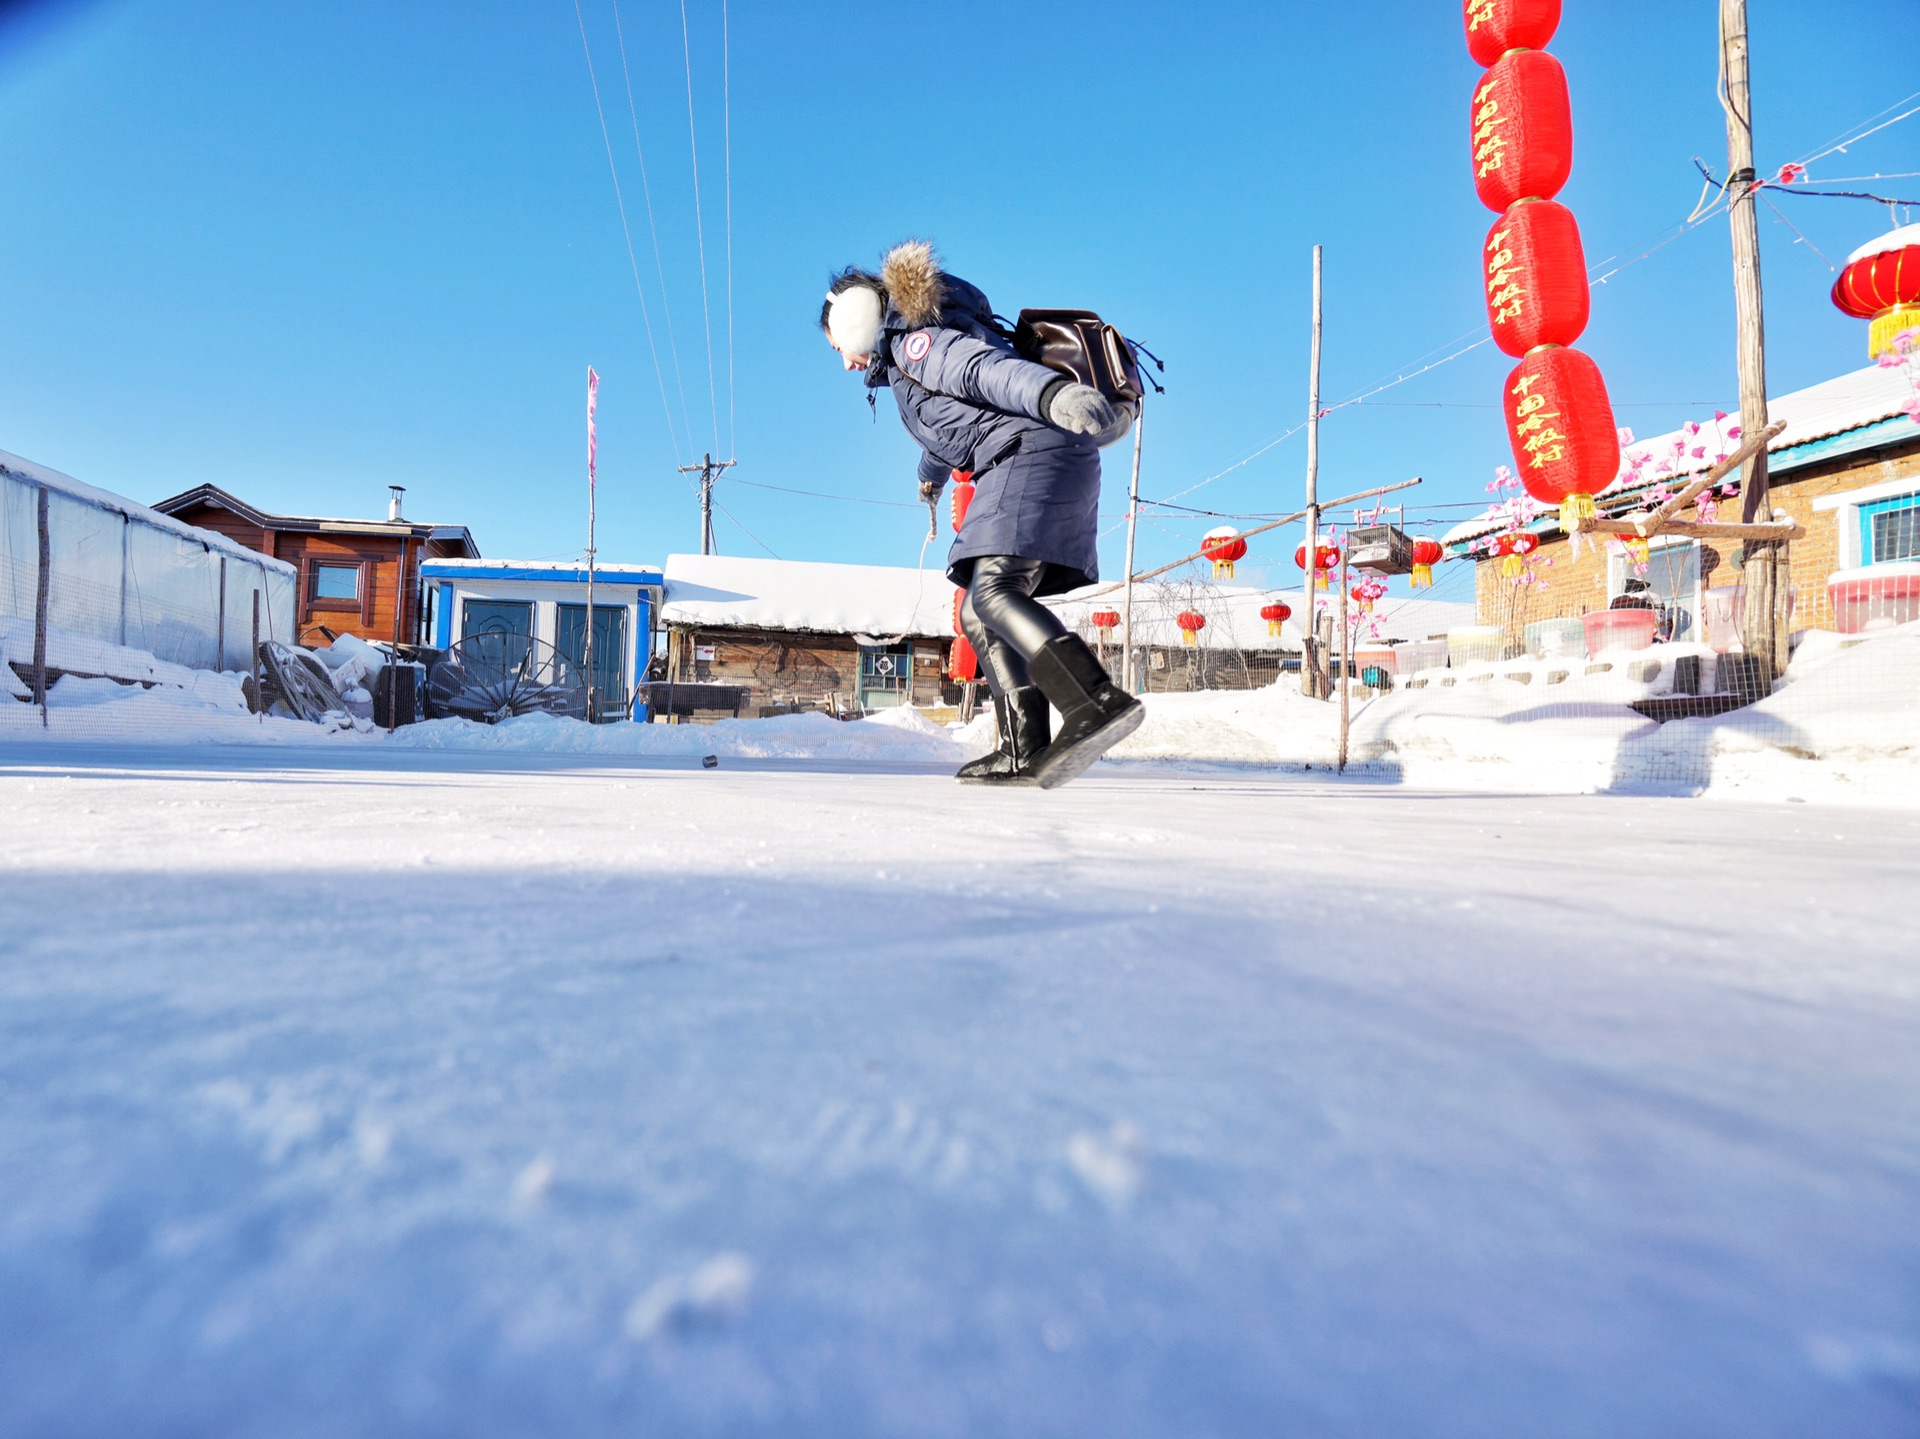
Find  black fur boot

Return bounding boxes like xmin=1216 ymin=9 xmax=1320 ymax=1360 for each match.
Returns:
xmin=955 ymin=687 xmax=1050 ymax=784
xmin=1027 ymin=636 xmax=1144 ymax=789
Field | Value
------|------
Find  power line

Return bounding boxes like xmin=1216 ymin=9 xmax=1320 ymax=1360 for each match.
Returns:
xmin=571 ymin=0 xmax=684 ymax=464
xmin=610 ymin=0 xmax=700 ymax=461
xmin=730 ymin=477 xmax=922 ymax=509
xmin=721 ymin=0 xmax=736 ymax=459
xmin=679 ymin=0 xmax=723 ymax=456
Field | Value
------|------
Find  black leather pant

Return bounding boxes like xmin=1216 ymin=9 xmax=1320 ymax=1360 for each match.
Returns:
xmin=958 ymin=555 xmax=1069 ymax=699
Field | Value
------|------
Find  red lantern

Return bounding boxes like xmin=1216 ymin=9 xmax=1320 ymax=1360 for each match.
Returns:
xmin=1175 ymin=611 xmax=1206 ymax=647
xmin=1464 ymin=0 xmax=1561 ymax=67
xmin=1260 ymin=601 xmax=1292 ymax=636
xmin=1409 ymin=537 xmax=1442 ymax=588
xmin=1294 ymin=539 xmax=1339 ymax=590
xmin=1494 ymin=529 xmax=1540 ymax=577
xmin=1502 ymin=346 xmax=1619 ymax=528
xmin=1200 ymin=526 xmax=1248 ymax=579
xmin=1831 ymin=225 xmax=1920 ymax=358
xmin=1090 ymin=609 xmax=1120 ymax=631
xmin=1470 ymin=50 xmax=1572 ymax=213
xmin=949 ymin=469 xmax=976 ymax=532
xmin=1483 ymin=199 xmax=1590 ymax=356
xmin=1348 ymin=578 xmax=1386 ymax=613
xmin=948 ymin=587 xmax=977 ymax=681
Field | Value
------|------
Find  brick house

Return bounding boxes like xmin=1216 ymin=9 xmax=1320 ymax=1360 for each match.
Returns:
xmin=1443 ymin=362 xmax=1920 ymax=649
xmin=153 ymin=484 xmax=479 ymax=647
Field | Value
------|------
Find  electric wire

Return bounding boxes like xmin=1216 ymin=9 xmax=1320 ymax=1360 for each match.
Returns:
xmin=713 ymin=498 xmax=779 ymax=558
xmin=610 ymin=0 xmax=700 ymax=461
xmin=721 ymin=0 xmax=736 ymax=459
xmin=679 ymin=0 xmax=724 ymax=457
xmin=571 ymin=0 xmax=685 ymax=465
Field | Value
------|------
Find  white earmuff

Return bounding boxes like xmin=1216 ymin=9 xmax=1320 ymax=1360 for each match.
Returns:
xmin=825 ymin=286 xmax=884 ymax=357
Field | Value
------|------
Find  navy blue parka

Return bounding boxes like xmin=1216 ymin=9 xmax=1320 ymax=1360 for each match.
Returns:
xmin=864 ymin=243 xmax=1102 ymax=596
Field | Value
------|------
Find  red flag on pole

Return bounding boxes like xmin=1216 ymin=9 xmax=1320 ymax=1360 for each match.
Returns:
xmin=587 ymin=366 xmax=599 ymax=488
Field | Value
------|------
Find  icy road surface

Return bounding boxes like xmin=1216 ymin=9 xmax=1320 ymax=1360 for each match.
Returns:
xmin=2 ymin=745 xmax=1917 ymax=1438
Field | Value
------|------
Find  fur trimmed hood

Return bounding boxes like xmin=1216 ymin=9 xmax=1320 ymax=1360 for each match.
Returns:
xmin=881 ymin=240 xmax=947 ymax=329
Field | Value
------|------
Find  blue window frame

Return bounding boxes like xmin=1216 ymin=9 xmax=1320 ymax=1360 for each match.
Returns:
xmin=1861 ymin=493 xmax=1920 ymax=564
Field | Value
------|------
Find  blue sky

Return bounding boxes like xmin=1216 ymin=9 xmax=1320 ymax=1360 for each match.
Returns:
xmin=0 ymin=1 xmax=1913 ymax=610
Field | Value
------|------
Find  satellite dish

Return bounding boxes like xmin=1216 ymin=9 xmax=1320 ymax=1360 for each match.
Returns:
xmin=427 ymin=633 xmax=587 ymax=724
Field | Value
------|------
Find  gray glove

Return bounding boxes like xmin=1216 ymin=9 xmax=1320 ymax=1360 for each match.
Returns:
xmin=917 ymin=476 xmax=946 ymax=505
xmin=1044 ymin=381 xmax=1119 ymax=437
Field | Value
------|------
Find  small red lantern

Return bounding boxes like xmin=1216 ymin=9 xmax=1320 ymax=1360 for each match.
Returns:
xmin=1831 ymin=225 xmax=1920 ymax=358
xmin=1348 ymin=578 xmax=1387 ymax=614
xmin=1294 ymin=539 xmax=1339 ymax=590
xmin=1483 ymin=199 xmax=1590 ymax=356
xmin=1409 ymin=537 xmax=1443 ymax=588
xmin=1260 ymin=600 xmax=1292 ymax=636
xmin=1091 ymin=609 xmax=1120 ymax=632
xmin=1463 ymin=0 xmax=1562 ymax=68
xmin=1502 ymin=346 xmax=1619 ymax=529
xmin=1493 ymin=529 xmax=1540 ymax=578
xmin=1470 ymin=50 xmax=1572 ymax=213
xmin=1200 ymin=526 xmax=1248 ymax=579
xmin=949 ymin=469 xmax=976 ymax=532
xmin=1175 ymin=611 xmax=1206 ymax=647
xmin=948 ymin=587 xmax=977 ymax=681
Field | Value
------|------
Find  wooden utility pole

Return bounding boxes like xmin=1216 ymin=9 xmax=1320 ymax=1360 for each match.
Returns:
xmin=1721 ymin=0 xmax=1787 ymax=681
xmin=680 ymin=453 xmax=737 ymax=558
xmin=1121 ymin=400 xmax=1145 ymax=693
xmin=1336 ymin=543 xmax=1351 ymax=771
xmin=1301 ymin=246 xmax=1325 ymax=698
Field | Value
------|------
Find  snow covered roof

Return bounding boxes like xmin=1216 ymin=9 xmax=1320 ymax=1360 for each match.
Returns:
xmin=0 ymin=450 xmax=297 ymax=573
xmin=1048 ymin=585 xmax=1474 ymax=650
xmin=1440 ymin=361 xmax=1920 ymax=550
xmin=152 ymin=484 xmax=480 ymax=557
xmin=661 ymin=554 xmax=956 ymax=639
xmin=421 ymin=559 xmax=662 ymax=585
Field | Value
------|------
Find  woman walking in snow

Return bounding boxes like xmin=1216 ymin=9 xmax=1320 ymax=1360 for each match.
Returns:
xmin=821 ymin=241 xmax=1143 ymax=789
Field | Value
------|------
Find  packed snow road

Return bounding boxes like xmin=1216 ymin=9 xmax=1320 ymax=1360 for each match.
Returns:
xmin=2 ymin=744 xmax=1917 ymax=1438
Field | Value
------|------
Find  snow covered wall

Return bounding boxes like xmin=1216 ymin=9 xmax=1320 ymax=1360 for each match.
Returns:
xmin=0 ymin=451 xmax=296 ymax=675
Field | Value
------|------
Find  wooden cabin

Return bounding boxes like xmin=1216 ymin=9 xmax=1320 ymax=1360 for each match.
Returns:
xmin=153 ymin=484 xmax=479 ymax=647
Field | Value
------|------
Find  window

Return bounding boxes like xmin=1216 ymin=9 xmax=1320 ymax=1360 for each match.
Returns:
xmin=1608 ymin=538 xmax=1699 ymax=642
xmin=857 ymin=641 xmax=912 ymax=709
xmin=312 ymin=563 xmax=360 ymax=601
xmin=1862 ymin=494 xmax=1920 ymax=564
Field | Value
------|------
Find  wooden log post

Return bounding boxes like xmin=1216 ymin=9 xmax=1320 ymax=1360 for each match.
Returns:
xmin=1721 ymin=0 xmax=1786 ymax=679
xmin=1337 ymin=545 xmax=1351 ymax=772
xmin=1302 ymin=245 xmax=1324 ymax=699
xmin=216 ymin=556 xmax=227 ymax=671
xmin=33 ymin=484 xmax=50 ymax=727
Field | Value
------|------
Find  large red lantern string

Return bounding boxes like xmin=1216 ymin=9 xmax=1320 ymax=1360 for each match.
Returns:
xmin=1409 ymin=537 xmax=1443 ymax=588
xmin=1483 ymin=199 xmax=1590 ymax=356
xmin=1465 ymin=4 xmax=1617 ymax=532
xmin=1464 ymin=0 xmax=1562 ymax=68
xmin=1470 ymin=51 xmax=1572 ymax=213
xmin=1260 ymin=601 xmax=1292 ymax=637
xmin=1200 ymin=526 xmax=1248 ymax=579
xmin=948 ymin=588 xmax=977 ymax=681
xmin=949 ymin=469 xmax=976 ymax=532
xmin=1175 ymin=611 xmax=1206 ymax=647
xmin=1831 ymin=225 xmax=1920 ymax=358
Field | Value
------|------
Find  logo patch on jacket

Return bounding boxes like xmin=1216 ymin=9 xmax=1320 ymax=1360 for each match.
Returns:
xmin=903 ymin=331 xmax=933 ymax=363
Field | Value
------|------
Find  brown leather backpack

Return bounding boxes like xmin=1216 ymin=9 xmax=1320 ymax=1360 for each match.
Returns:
xmin=1009 ymin=310 xmax=1149 ymax=435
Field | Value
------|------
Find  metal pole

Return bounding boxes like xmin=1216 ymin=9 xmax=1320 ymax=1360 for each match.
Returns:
xmin=1337 ymin=544 xmax=1351 ymax=772
xmin=1121 ymin=399 xmax=1146 ymax=693
xmin=585 ymin=480 xmax=597 ymax=723
xmin=33 ymin=485 xmax=50 ymax=727
xmin=251 ymin=589 xmax=262 ymax=724
xmin=1302 ymin=245 xmax=1324 ymax=697
xmin=1721 ymin=0 xmax=1783 ymax=681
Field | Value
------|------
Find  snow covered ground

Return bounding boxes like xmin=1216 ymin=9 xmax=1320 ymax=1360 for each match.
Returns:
xmin=3 ymin=744 xmax=1918 ymax=1436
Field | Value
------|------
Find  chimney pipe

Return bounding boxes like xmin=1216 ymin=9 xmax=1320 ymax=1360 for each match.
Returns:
xmin=388 ymin=485 xmax=406 ymax=523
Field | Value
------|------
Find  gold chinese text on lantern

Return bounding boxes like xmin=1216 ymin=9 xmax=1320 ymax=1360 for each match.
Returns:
xmin=1510 ymin=373 xmax=1567 ymax=469
xmin=1484 ymin=222 xmax=1526 ymax=324
xmin=1472 ymin=80 xmax=1510 ymax=179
